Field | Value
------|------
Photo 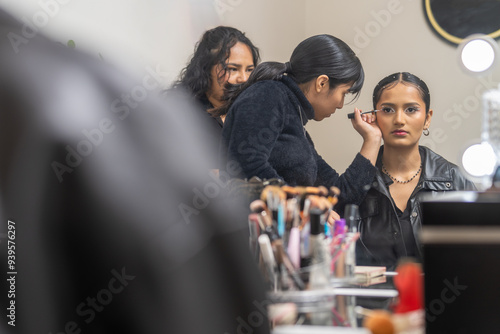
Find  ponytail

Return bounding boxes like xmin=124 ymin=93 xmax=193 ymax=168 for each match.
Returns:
xmin=212 ymin=34 xmax=364 ymax=117
xmin=211 ymin=61 xmax=289 ymax=117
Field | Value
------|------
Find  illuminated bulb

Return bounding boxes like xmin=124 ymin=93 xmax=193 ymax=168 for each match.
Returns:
xmin=461 ymin=39 xmax=495 ymax=73
xmin=461 ymin=142 xmax=496 ymax=177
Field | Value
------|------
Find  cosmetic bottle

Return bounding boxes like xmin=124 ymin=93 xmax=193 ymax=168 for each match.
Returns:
xmin=344 ymin=204 xmax=359 ymax=233
xmin=308 ymin=208 xmax=331 ymax=289
xmin=343 ymin=204 xmax=359 ymax=278
xmin=308 ymin=208 xmax=334 ymax=326
xmin=331 ymin=218 xmax=346 ymax=281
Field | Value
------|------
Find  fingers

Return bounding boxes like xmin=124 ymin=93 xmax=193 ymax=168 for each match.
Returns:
xmin=352 ymin=107 xmax=361 ymax=122
xmin=363 ymin=112 xmax=377 ymax=124
xmin=351 ymin=108 xmax=377 ymax=124
xmin=360 ymin=110 xmax=377 ymax=124
xmin=327 ymin=210 xmax=341 ymax=226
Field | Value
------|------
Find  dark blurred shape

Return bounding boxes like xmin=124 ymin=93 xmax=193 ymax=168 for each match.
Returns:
xmin=0 ymin=8 xmax=269 ymax=334
xmin=421 ymin=191 xmax=500 ymax=333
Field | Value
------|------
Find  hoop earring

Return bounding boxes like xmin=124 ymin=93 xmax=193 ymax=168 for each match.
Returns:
xmin=423 ymin=128 xmax=430 ymax=136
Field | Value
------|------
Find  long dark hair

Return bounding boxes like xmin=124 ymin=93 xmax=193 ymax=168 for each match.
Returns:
xmin=373 ymin=72 xmax=431 ymax=113
xmin=213 ymin=34 xmax=364 ymax=117
xmin=173 ymin=26 xmax=260 ymax=99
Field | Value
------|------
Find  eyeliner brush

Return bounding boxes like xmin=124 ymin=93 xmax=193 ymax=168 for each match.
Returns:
xmin=347 ymin=110 xmax=378 ymax=119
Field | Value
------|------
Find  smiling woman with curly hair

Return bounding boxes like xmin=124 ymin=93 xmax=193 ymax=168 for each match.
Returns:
xmin=173 ymin=26 xmax=260 ymax=131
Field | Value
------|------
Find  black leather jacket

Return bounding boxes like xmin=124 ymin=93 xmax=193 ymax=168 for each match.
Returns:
xmin=356 ymin=146 xmax=476 ymax=270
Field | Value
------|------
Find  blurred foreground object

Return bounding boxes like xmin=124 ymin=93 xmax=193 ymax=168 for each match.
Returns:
xmin=362 ymin=309 xmax=394 ymax=334
xmin=421 ymin=191 xmax=500 ymax=333
xmin=0 ymin=8 xmax=268 ymax=334
xmin=393 ymin=261 xmax=423 ymax=314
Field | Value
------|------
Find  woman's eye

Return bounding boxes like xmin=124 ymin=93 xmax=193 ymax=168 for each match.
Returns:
xmin=228 ymin=67 xmax=238 ymax=72
xmin=406 ymin=107 xmax=419 ymax=113
xmin=247 ymin=68 xmax=254 ymax=73
xmin=382 ymin=107 xmax=394 ymax=113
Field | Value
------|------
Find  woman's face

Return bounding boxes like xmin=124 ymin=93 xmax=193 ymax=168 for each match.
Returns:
xmin=375 ymin=82 xmax=432 ymax=148
xmin=310 ymin=80 xmax=353 ymax=121
xmin=207 ymin=42 xmax=255 ymax=107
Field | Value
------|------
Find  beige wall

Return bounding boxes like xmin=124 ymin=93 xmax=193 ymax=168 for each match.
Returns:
xmin=227 ymin=0 xmax=500 ymax=182
xmin=303 ymin=0 xmax=500 ymax=176
xmin=2 ymin=0 xmax=498 ymax=182
xmin=221 ymin=0 xmax=306 ymax=62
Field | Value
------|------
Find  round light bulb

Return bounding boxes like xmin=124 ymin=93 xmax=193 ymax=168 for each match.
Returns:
xmin=461 ymin=142 xmax=496 ymax=177
xmin=461 ymin=39 xmax=495 ymax=73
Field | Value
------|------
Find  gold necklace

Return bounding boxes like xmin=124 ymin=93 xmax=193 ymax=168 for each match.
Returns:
xmin=382 ymin=163 xmax=422 ymax=184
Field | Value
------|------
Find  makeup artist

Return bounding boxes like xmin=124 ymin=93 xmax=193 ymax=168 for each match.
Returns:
xmin=355 ymin=72 xmax=476 ymax=271
xmin=218 ymin=34 xmax=381 ymax=207
xmin=172 ymin=26 xmax=259 ymax=144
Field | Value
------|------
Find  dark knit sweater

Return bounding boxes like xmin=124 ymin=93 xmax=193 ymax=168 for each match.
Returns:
xmin=221 ymin=75 xmax=378 ymax=206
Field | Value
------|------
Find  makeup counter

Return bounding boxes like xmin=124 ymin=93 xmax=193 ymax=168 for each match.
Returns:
xmin=246 ymin=184 xmax=499 ymax=333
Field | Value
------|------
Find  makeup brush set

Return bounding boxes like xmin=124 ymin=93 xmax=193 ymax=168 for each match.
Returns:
xmin=248 ymin=185 xmax=360 ymax=293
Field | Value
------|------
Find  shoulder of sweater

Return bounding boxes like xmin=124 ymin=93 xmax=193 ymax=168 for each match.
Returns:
xmin=236 ymin=80 xmax=291 ymax=105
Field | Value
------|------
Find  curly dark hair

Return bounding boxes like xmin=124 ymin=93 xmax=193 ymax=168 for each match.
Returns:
xmin=173 ymin=26 xmax=260 ymax=99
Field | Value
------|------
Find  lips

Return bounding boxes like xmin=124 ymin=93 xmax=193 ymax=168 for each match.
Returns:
xmin=392 ymin=130 xmax=408 ymax=136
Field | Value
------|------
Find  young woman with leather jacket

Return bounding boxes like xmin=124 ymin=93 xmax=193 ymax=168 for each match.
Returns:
xmin=356 ymin=72 xmax=476 ymax=271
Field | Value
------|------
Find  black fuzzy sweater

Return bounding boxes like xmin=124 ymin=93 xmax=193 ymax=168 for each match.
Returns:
xmin=221 ymin=75 xmax=378 ymax=205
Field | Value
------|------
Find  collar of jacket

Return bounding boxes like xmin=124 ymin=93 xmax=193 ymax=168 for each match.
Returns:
xmin=280 ymin=75 xmax=315 ymax=125
xmin=375 ymin=145 xmax=455 ymax=191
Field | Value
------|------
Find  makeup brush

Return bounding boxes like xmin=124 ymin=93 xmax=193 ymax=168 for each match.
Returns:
xmin=328 ymin=186 xmax=341 ymax=206
xmin=248 ymin=213 xmax=262 ymax=260
xmin=249 ymin=199 xmax=271 ymax=228
xmin=258 ymin=234 xmax=278 ymax=290
xmin=273 ymin=239 xmax=305 ymax=290
xmin=281 ymin=185 xmax=300 ymax=198
xmin=262 ymin=186 xmax=287 ymax=237
xmin=286 ymin=198 xmax=301 ymax=269
xmin=260 ymin=185 xmax=286 ymax=202
xmin=347 ymin=110 xmax=378 ymax=119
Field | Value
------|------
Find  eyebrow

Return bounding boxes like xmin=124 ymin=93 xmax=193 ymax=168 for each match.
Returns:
xmin=380 ymin=102 xmax=421 ymax=107
xmin=227 ymin=63 xmax=255 ymax=68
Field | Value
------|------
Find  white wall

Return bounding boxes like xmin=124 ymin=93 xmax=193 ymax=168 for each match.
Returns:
xmin=0 ymin=0 xmax=223 ymax=85
xmin=220 ymin=0 xmax=306 ymax=62
xmin=1 ymin=0 xmax=498 ymax=180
